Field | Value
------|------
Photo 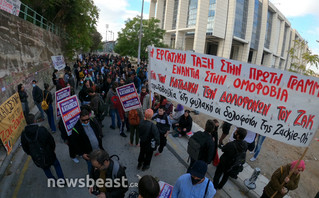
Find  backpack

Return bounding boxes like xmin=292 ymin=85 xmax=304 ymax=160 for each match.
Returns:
xmin=128 ymin=109 xmax=140 ymax=126
xmin=41 ymin=91 xmax=49 ymax=111
xmin=227 ymin=144 xmax=246 ymax=179
xmin=187 ymin=131 xmax=208 ymax=161
xmin=79 ymin=71 xmax=84 ymax=78
xmin=97 ymin=97 xmax=107 ymax=119
xmin=24 ymin=127 xmax=49 ymax=168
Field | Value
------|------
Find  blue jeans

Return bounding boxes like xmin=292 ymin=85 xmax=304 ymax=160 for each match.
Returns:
xmin=42 ymin=159 xmax=64 ymax=179
xmin=253 ymin=135 xmax=266 ymax=159
xmin=109 ymin=109 xmax=121 ymax=128
xmin=35 ymin=102 xmax=45 ymax=120
xmin=45 ymin=104 xmax=56 ymax=132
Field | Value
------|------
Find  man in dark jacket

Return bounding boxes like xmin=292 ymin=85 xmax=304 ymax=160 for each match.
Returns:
xmin=71 ymin=108 xmax=104 ymax=173
xmin=187 ymin=119 xmax=216 ymax=173
xmin=89 ymin=149 xmax=128 ymax=198
xmin=32 ymin=80 xmax=45 ymax=120
xmin=213 ymin=127 xmax=247 ymax=189
xmin=173 ymin=110 xmax=193 ymax=137
xmin=18 ymin=83 xmax=29 ymax=116
xmin=21 ymin=114 xmax=64 ymax=179
xmin=43 ymin=83 xmax=56 ymax=133
xmin=152 ymin=106 xmax=170 ymax=157
xmin=138 ymin=109 xmax=160 ymax=171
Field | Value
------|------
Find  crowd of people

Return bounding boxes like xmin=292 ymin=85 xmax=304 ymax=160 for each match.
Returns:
xmin=18 ymin=53 xmax=305 ymax=198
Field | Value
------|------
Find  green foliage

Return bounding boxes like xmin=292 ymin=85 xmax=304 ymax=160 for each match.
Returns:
xmin=114 ymin=16 xmax=166 ymax=59
xmin=90 ymin=29 xmax=103 ymax=52
xmin=21 ymin=0 xmax=99 ymax=59
xmin=288 ymin=40 xmax=319 ymax=76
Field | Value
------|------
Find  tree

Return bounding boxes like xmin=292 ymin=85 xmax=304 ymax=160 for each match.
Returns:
xmin=114 ymin=16 xmax=166 ymax=60
xmin=21 ymin=0 xmax=99 ymax=58
xmin=288 ymin=40 xmax=319 ymax=76
xmin=90 ymin=29 xmax=103 ymax=52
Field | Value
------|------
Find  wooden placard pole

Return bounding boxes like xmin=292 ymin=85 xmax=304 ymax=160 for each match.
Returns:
xmin=270 ymin=147 xmax=309 ymax=198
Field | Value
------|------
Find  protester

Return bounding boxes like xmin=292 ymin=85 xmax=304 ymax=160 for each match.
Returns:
xmin=219 ymin=121 xmax=232 ymax=148
xmin=71 ymin=108 xmax=104 ymax=173
xmin=18 ymin=83 xmax=29 ymax=116
xmin=138 ymin=109 xmax=160 ymax=171
xmin=152 ymin=106 xmax=170 ymax=157
xmin=128 ymin=108 xmax=143 ymax=146
xmin=52 ymin=69 xmax=58 ymax=86
xmin=229 ymin=128 xmax=256 ymax=152
xmin=32 ymin=80 xmax=45 ymax=121
xmin=58 ymin=118 xmax=79 ymax=163
xmin=213 ymin=127 xmax=247 ymax=189
xmin=164 ymin=99 xmax=174 ymax=115
xmin=250 ymin=134 xmax=266 ymax=162
xmin=79 ymin=79 xmax=93 ymax=105
xmin=138 ymin=175 xmax=160 ymax=198
xmin=169 ymin=104 xmax=184 ymax=125
xmin=261 ymin=160 xmax=305 ymax=198
xmin=21 ymin=114 xmax=64 ymax=179
xmin=43 ymin=83 xmax=56 ymax=133
xmin=89 ymin=149 xmax=128 ymax=198
xmin=87 ymin=88 xmax=105 ymax=127
xmin=173 ymin=110 xmax=192 ymax=137
xmin=139 ymin=86 xmax=150 ymax=114
xmin=106 ymin=82 xmax=121 ymax=130
xmin=172 ymin=160 xmax=216 ymax=198
xmin=187 ymin=120 xmax=216 ymax=172
xmin=56 ymin=74 xmax=66 ymax=90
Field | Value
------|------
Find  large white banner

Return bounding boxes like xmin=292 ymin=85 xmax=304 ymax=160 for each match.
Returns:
xmin=51 ymin=55 xmax=66 ymax=71
xmin=148 ymin=46 xmax=319 ymax=147
xmin=0 ymin=0 xmax=21 ymax=16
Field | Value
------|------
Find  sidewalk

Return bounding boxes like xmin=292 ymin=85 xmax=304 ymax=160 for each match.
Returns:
xmin=166 ymin=122 xmax=272 ymax=198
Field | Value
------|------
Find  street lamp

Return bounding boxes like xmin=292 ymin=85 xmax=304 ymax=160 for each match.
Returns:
xmin=137 ymin=0 xmax=145 ymax=66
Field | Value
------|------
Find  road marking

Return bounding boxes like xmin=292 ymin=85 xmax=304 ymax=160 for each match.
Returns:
xmin=12 ymin=156 xmax=31 ymax=198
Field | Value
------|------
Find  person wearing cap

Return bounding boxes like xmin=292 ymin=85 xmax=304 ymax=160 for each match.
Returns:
xmin=172 ymin=160 xmax=216 ymax=198
xmin=261 ymin=160 xmax=305 ymax=198
xmin=169 ymin=104 xmax=184 ymax=126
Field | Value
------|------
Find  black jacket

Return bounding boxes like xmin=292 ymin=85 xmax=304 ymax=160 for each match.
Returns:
xmin=43 ymin=90 xmax=53 ymax=105
xmin=32 ymin=85 xmax=43 ymax=103
xmin=70 ymin=118 xmax=103 ymax=156
xmin=152 ymin=113 xmax=170 ymax=134
xmin=178 ymin=114 xmax=193 ymax=132
xmin=91 ymin=160 xmax=128 ymax=198
xmin=220 ymin=140 xmax=248 ymax=168
xmin=18 ymin=90 xmax=28 ymax=103
xmin=196 ymin=131 xmax=215 ymax=164
xmin=79 ymin=86 xmax=91 ymax=102
xmin=139 ymin=120 xmax=160 ymax=146
xmin=21 ymin=124 xmax=56 ymax=167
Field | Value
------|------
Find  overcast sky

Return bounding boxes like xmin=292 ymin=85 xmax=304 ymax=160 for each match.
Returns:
xmin=94 ymin=0 xmax=319 ymax=58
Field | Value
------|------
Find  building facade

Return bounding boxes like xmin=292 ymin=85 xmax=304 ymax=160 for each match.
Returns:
xmin=149 ymin=0 xmax=308 ymax=70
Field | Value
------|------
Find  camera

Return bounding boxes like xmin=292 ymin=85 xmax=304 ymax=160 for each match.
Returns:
xmin=91 ymin=185 xmax=100 ymax=196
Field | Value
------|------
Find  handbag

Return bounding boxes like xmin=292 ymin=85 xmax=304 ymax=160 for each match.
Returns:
xmin=213 ymin=150 xmax=220 ymax=166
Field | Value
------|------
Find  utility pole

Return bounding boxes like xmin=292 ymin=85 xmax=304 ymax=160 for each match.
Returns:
xmin=137 ymin=0 xmax=145 ymax=66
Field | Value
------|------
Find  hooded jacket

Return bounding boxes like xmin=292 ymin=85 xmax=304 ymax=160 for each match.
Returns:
xmin=219 ymin=139 xmax=248 ymax=168
xmin=21 ymin=124 xmax=56 ymax=167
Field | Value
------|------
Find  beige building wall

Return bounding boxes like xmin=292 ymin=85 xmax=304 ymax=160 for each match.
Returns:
xmin=163 ymin=0 xmax=174 ymax=45
xmin=255 ymin=0 xmax=268 ymax=65
xmin=193 ymin=0 xmax=210 ymax=53
xmin=175 ymin=0 xmax=189 ymax=50
xmin=222 ymin=0 xmax=236 ymax=58
xmin=213 ymin=0 xmax=228 ymax=39
xmin=155 ymin=0 xmax=165 ymax=28
xmin=149 ymin=0 xmax=157 ymax=19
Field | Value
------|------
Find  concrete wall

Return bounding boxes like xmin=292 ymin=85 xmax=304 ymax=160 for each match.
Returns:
xmin=0 ymin=10 xmax=65 ymax=105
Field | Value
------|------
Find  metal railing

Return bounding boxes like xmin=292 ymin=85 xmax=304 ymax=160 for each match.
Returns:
xmin=18 ymin=2 xmax=66 ymax=37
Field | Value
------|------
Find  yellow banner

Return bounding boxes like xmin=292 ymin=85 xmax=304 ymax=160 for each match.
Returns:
xmin=0 ymin=92 xmax=26 ymax=154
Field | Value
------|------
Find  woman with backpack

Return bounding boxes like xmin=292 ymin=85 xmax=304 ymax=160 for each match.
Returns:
xmin=127 ymin=108 xmax=143 ymax=146
xmin=43 ymin=83 xmax=56 ymax=133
